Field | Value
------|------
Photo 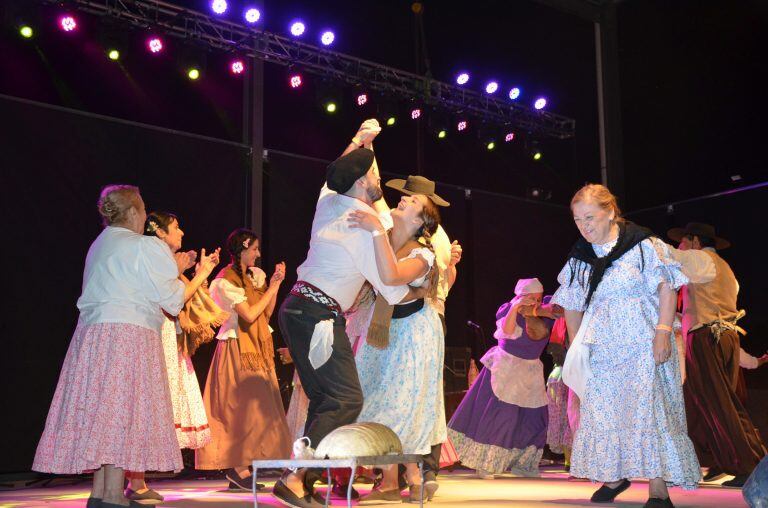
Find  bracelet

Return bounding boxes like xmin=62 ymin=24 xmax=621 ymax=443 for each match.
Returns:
xmin=371 ymin=229 xmax=385 ymax=238
xmin=656 ymin=324 xmax=673 ymax=333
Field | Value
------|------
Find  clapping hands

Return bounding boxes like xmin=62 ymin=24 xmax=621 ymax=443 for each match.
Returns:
xmin=270 ymin=261 xmax=286 ymax=286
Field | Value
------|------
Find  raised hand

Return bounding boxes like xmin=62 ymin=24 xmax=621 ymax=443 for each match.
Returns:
xmin=196 ymin=248 xmax=220 ymax=278
xmin=175 ymin=250 xmax=196 ymax=274
xmin=270 ymin=261 xmax=286 ymax=285
xmin=449 ymin=240 xmax=463 ymax=266
xmin=354 ymin=118 xmax=382 ymax=147
xmin=347 ymin=209 xmax=384 ymax=233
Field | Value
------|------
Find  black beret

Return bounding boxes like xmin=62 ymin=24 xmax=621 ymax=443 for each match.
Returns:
xmin=326 ymin=148 xmax=375 ymax=194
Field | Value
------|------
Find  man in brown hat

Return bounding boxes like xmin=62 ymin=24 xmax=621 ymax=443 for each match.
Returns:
xmin=668 ymin=222 xmax=766 ymax=487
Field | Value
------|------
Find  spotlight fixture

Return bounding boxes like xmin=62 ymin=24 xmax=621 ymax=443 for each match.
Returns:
xmin=386 ymin=117 xmax=396 ymax=126
xmin=290 ymin=21 xmax=306 ymax=37
xmin=485 ymin=81 xmax=499 ymax=94
xmin=289 ymin=74 xmax=303 ymax=88
xmin=411 ymin=108 xmax=422 ymax=120
xmin=108 ymin=49 xmax=120 ymax=61
xmin=210 ymin=0 xmax=227 ymax=15
xmin=20 ymin=26 xmax=34 ymax=38
xmin=320 ymin=31 xmax=335 ymax=46
xmin=456 ymin=72 xmax=470 ymax=85
xmin=504 ymin=132 xmax=515 ymax=142
xmin=457 ymin=120 xmax=468 ymax=132
xmin=147 ymin=37 xmax=163 ymax=53
xmin=486 ymin=141 xmax=496 ymax=151
xmin=59 ymin=16 xmax=77 ymax=32
xmin=534 ymin=97 xmax=547 ymax=110
xmin=437 ymin=129 xmax=447 ymax=139
xmin=356 ymin=93 xmax=368 ymax=106
xmin=508 ymin=87 xmax=521 ymax=100
xmin=533 ymin=151 xmax=542 ymax=160
xmin=325 ymin=102 xmax=337 ymax=113
xmin=230 ymin=60 xmax=245 ymax=74
xmin=187 ymin=68 xmax=200 ymax=80
xmin=244 ymin=7 xmax=261 ymax=23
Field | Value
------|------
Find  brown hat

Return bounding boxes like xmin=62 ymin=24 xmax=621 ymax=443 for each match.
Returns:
xmin=385 ymin=175 xmax=450 ymax=207
xmin=326 ymin=148 xmax=375 ymax=194
xmin=667 ymin=222 xmax=730 ymax=250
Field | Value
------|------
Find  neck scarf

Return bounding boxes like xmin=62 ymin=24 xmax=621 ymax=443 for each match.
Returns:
xmin=175 ymin=274 xmax=229 ymax=357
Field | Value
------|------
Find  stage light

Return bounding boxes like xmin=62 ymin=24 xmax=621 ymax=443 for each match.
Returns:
xmin=485 ymin=81 xmax=498 ymax=94
xmin=210 ymin=0 xmax=227 ymax=15
xmin=244 ymin=7 xmax=261 ymax=23
xmin=59 ymin=16 xmax=77 ymax=32
xmin=437 ymin=129 xmax=447 ymax=139
xmin=188 ymin=68 xmax=200 ymax=80
xmin=147 ymin=37 xmax=163 ymax=53
xmin=533 ymin=151 xmax=542 ymax=160
xmin=20 ymin=26 xmax=34 ymax=38
xmin=487 ymin=141 xmax=496 ymax=151
xmin=457 ymin=120 xmax=468 ymax=132
xmin=230 ymin=60 xmax=245 ymax=74
xmin=411 ymin=108 xmax=422 ymax=120
xmin=386 ymin=117 xmax=396 ymax=126
xmin=320 ymin=31 xmax=335 ymax=46
xmin=290 ymin=21 xmax=306 ymax=37
xmin=505 ymin=132 xmax=515 ymax=142
xmin=289 ymin=74 xmax=302 ymax=88
xmin=108 ymin=49 xmax=120 ymax=61
xmin=534 ymin=97 xmax=547 ymax=110
xmin=509 ymin=87 xmax=521 ymax=100
xmin=356 ymin=94 xmax=368 ymax=106
xmin=456 ymin=72 xmax=469 ymax=85
xmin=325 ymin=102 xmax=337 ymax=113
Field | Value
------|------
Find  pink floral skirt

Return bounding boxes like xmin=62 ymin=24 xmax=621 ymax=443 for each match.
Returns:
xmin=33 ymin=322 xmax=183 ymax=474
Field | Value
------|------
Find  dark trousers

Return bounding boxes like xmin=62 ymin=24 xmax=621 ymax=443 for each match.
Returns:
xmin=683 ymin=327 xmax=766 ymax=475
xmin=279 ymin=294 xmax=363 ymax=448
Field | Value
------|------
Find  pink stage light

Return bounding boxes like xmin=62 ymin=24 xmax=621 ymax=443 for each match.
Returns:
xmin=289 ymin=74 xmax=302 ymax=88
xmin=356 ymin=94 xmax=368 ymax=106
xmin=230 ymin=60 xmax=245 ymax=74
xmin=411 ymin=109 xmax=422 ymax=120
xmin=59 ymin=16 xmax=77 ymax=32
xmin=147 ymin=37 xmax=163 ymax=53
xmin=505 ymin=132 xmax=515 ymax=142
xmin=457 ymin=120 xmax=468 ymax=131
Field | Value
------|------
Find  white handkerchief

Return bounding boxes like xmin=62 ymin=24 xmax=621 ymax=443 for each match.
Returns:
xmin=562 ymin=308 xmax=593 ymax=400
xmin=308 ymin=319 xmax=335 ymax=369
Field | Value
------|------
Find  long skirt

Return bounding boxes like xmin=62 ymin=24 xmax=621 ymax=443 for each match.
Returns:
xmin=546 ymin=365 xmax=572 ymax=454
xmin=356 ymin=305 xmax=446 ymax=455
xmin=33 ymin=323 xmax=182 ymax=474
xmin=195 ymin=338 xmax=292 ymax=469
xmin=160 ymin=319 xmax=211 ymax=450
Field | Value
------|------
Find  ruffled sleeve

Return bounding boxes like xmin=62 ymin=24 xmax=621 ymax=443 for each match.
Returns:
xmin=248 ymin=267 xmax=267 ymax=290
xmin=640 ymin=238 xmax=689 ymax=294
xmin=139 ymin=237 xmax=185 ymax=316
xmin=210 ymin=278 xmax=247 ymax=309
xmin=551 ymin=259 xmax=588 ymax=312
xmin=494 ymin=316 xmax=523 ymax=340
xmin=405 ymin=247 xmax=436 ymax=268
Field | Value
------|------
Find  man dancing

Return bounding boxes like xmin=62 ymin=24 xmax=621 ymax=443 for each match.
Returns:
xmin=273 ymin=120 xmax=422 ymax=507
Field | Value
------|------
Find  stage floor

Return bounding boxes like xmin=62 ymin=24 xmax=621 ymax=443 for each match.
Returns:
xmin=0 ymin=467 xmax=748 ymax=507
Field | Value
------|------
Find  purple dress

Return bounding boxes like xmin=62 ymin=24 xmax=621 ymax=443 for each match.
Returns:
xmin=447 ymin=306 xmax=552 ymax=475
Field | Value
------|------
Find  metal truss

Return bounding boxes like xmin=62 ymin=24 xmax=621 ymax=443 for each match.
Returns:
xmin=44 ymin=0 xmax=576 ymax=139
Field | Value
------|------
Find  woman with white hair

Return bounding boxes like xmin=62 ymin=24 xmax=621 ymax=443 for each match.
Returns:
xmin=447 ymin=278 xmax=561 ymax=479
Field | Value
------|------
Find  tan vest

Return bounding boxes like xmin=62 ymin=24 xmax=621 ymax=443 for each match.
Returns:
xmin=682 ymin=249 xmax=740 ymax=335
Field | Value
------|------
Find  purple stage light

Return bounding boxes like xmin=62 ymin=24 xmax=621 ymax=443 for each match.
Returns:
xmin=290 ymin=21 xmax=306 ymax=37
xmin=244 ymin=8 xmax=261 ymax=23
xmin=456 ymin=72 xmax=470 ymax=85
xmin=230 ymin=60 xmax=245 ymax=74
xmin=356 ymin=94 xmax=368 ymax=106
xmin=485 ymin=81 xmax=499 ymax=94
xmin=320 ymin=31 xmax=335 ymax=46
xmin=59 ymin=16 xmax=77 ymax=32
xmin=505 ymin=133 xmax=515 ymax=142
xmin=457 ymin=120 xmax=468 ymax=131
xmin=210 ymin=0 xmax=227 ymax=15
xmin=534 ymin=97 xmax=547 ymax=110
xmin=147 ymin=37 xmax=163 ymax=53
xmin=411 ymin=109 xmax=422 ymax=120
xmin=289 ymin=74 xmax=302 ymax=88
xmin=508 ymin=87 xmax=521 ymax=100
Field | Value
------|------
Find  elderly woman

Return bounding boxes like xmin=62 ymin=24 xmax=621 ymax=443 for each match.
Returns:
xmin=33 ymin=185 xmax=218 ymax=508
xmin=553 ymin=184 xmax=700 ymax=508
xmin=448 ymin=279 xmax=561 ymax=479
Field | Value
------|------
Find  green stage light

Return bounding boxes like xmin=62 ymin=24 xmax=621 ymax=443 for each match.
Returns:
xmin=487 ymin=141 xmax=496 ymax=151
xmin=20 ymin=26 xmax=34 ymax=38
xmin=325 ymin=102 xmax=337 ymax=113
xmin=188 ymin=68 xmax=200 ymax=80
xmin=437 ymin=129 xmax=447 ymax=139
xmin=533 ymin=151 xmax=542 ymax=160
xmin=108 ymin=49 xmax=120 ymax=61
xmin=386 ymin=117 xmax=396 ymax=126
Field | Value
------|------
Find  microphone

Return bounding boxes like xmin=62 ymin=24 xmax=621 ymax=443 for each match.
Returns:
xmin=466 ymin=320 xmax=481 ymax=329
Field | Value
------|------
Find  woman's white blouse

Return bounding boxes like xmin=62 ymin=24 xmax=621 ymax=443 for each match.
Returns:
xmin=76 ymin=226 xmax=185 ymax=331
xmin=210 ymin=267 xmax=267 ymax=340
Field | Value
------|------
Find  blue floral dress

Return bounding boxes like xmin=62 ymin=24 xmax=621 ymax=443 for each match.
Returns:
xmin=552 ymin=237 xmax=701 ymax=489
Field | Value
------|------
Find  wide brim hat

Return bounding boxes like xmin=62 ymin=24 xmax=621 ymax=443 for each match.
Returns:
xmin=326 ymin=148 xmax=375 ymax=194
xmin=667 ymin=222 xmax=730 ymax=250
xmin=385 ymin=175 xmax=450 ymax=207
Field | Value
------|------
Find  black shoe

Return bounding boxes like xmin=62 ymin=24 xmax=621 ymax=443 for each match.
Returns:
xmin=125 ymin=488 xmax=164 ymax=502
xmin=590 ymin=479 xmax=631 ymax=503
xmin=330 ymin=481 xmax=360 ymax=500
xmin=702 ymin=468 xmax=726 ymax=482
xmin=272 ymin=479 xmax=323 ymax=507
xmin=86 ymin=498 xmax=101 ymax=508
xmin=225 ymin=468 xmax=265 ymax=492
xmin=721 ymin=475 xmax=748 ymax=488
xmin=643 ymin=497 xmax=674 ymax=508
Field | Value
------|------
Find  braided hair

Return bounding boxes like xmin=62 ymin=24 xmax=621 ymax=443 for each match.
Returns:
xmin=225 ymin=228 xmax=259 ymax=284
xmin=416 ymin=197 xmax=441 ymax=299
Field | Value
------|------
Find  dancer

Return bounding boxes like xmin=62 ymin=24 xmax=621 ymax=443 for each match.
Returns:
xmin=125 ymin=212 xmax=227 ymax=502
xmin=195 ymin=229 xmax=292 ymax=491
xmin=667 ymin=222 xmax=766 ymax=487
xmin=33 ymin=185 xmax=217 ymax=508
xmin=553 ymin=184 xmax=700 ymax=508
xmin=349 ymin=176 xmax=449 ymax=503
xmin=448 ymin=279 xmax=560 ymax=479
xmin=273 ymin=120 xmax=423 ymax=508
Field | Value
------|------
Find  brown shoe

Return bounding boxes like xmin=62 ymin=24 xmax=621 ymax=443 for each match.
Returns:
xmin=407 ymin=484 xmax=425 ymax=503
xmin=359 ymin=488 xmax=402 ymax=504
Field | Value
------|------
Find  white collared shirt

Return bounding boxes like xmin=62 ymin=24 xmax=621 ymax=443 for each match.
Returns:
xmin=669 ymin=246 xmax=717 ymax=283
xmin=76 ymin=226 xmax=185 ymax=331
xmin=295 ymin=184 xmax=409 ymax=312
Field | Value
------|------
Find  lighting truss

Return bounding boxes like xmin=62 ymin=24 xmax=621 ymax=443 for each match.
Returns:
xmin=41 ymin=0 xmax=576 ymax=139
